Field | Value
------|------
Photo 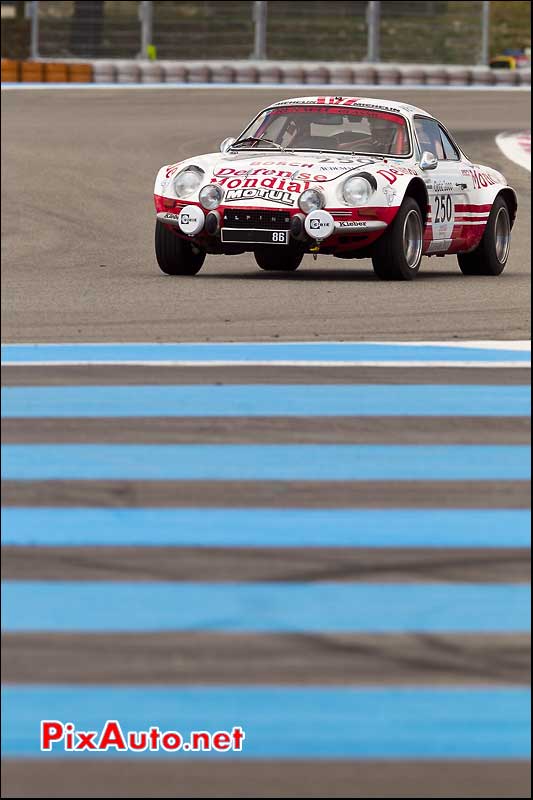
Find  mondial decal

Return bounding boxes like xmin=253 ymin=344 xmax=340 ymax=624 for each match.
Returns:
xmin=214 ymin=166 xmax=327 ymax=205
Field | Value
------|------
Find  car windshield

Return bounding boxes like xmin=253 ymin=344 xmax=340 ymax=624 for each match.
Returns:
xmin=234 ymin=105 xmax=411 ymax=156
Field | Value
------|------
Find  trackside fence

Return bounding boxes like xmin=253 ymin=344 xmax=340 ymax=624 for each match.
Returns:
xmin=12 ymin=1 xmax=504 ymax=65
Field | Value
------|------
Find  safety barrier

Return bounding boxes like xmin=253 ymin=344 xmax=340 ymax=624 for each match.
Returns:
xmin=2 ymin=59 xmax=531 ymax=87
xmin=1 ymin=59 xmax=93 ymax=83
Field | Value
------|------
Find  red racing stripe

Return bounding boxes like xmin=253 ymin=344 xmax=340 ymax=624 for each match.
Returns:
xmin=455 ymin=203 xmax=493 ymax=212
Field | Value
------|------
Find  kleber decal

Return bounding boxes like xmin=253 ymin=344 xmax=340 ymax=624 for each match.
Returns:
xmin=337 ymin=220 xmax=370 ymax=228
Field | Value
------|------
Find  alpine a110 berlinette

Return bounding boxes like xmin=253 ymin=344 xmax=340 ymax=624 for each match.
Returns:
xmin=153 ymin=96 xmax=517 ymax=281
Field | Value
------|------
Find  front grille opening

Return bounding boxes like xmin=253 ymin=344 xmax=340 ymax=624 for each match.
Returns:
xmin=223 ymin=209 xmax=291 ymax=229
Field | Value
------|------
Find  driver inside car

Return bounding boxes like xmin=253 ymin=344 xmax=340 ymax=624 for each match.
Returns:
xmin=337 ymin=115 xmax=401 ymax=154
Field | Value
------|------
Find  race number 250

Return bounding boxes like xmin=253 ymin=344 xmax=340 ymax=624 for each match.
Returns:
xmin=434 ymin=194 xmax=453 ymax=224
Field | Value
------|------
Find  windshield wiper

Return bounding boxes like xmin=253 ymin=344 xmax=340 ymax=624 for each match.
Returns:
xmin=231 ymin=136 xmax=284 ymax=150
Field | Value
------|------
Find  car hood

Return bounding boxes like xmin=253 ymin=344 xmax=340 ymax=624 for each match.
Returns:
xmin=209 ymin=151 xmax=387 ymax=181
xmin=157 ymin=151 xmax=414 ymax=209
xmin=211 ymin=152 xmax=387 ymax=208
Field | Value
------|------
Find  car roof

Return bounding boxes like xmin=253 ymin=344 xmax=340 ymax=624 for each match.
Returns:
xmin=267 ymin=96 xmax=433 ymax=119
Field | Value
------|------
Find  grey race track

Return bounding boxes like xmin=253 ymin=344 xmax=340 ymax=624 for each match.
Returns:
xmin=0 ymin=88 xmax=530 ymax=343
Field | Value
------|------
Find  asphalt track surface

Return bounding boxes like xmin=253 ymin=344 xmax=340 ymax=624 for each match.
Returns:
xmin=0 ymin=88 xmax=531 ymax=342
xmin=1 ymin=88 xmax=531 ymax=799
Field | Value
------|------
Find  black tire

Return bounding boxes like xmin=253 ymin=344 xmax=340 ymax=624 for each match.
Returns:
xmin=457 ymin=196 xmax=511 ymax=276
xmin=372 ymin=196 xmax=424 ymax=281
xmin=254 ymin=246 xmax=303 ymax=272
xmin=155 ymin=221 xmax=205 ymax=276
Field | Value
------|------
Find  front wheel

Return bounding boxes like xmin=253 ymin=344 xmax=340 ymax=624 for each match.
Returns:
xmin=457 ymin=196 xmax=511 ymax=276
xmin=254 ymin=247 xmax=303 ymax=272
xmin=155 ymin=221 xmax=205 ymax=275
xmin=372 ymin=197 xmax=423 ymax=281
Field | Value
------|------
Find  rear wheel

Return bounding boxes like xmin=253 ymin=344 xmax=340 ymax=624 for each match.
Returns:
xmin=372 ymin=197 xmax=423 ymax=281
xmin=254 ymin=247 xmax=303 ymax=272
xmin=155 ymin=221 xmax=205 ymax=276
xmin=457 ymin=196 xmax=510 ymax=276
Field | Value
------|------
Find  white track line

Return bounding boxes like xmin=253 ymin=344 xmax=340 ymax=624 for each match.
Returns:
xmin=496 ymin=131 xmax=531 ymax=171
xmin=3 ymin=339 xmax=530 ymax=349
xmin=1 ymin=360 xmax=530 ymax=368
xmin=1 ymin=82 xmax=531 ymax=92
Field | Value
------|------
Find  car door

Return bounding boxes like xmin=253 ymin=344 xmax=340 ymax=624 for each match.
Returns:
xmin=414 ymin=117 xmax=468 ymax=252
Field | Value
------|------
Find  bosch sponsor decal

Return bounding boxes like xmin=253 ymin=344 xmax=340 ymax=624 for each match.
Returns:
xmin=235 ymin=157 xmax=363 ymax=167
xmin=229 ymin=159 xmax=316 ymax=168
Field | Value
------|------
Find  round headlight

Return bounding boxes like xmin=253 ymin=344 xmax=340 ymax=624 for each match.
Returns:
xmin=173 ymin=166 xmax=205 ymax=198
xmin=342 ymin=176 xmax=372 ymax=206
xmin=298 ymin=188 xmax=325 ymax=214
xmin=199 ymin=184 xmax=223 ymax=210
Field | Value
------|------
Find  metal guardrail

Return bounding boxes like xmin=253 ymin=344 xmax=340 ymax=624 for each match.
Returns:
xmin=20 ymin=1 xmax=501 ymax=66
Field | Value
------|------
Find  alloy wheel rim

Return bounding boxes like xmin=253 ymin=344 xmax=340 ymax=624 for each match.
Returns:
xmin=403 ymin=209 xmax=423 ymax=269
xmin=494 ymin=206 xmax=510 ymax=264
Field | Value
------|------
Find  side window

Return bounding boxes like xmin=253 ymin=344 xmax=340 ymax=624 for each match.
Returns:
xmin=414 ymin=118 xmax=444 ymax=160
xmin=439 ymin=127 xmax=460 ymax=161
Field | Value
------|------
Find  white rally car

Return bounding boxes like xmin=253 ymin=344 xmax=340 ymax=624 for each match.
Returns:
xmin=153 ymin=96 xmax=517 ymax=281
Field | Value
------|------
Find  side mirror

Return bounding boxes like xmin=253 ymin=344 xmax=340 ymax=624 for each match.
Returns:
xmin=419 ymin=151 xmax=438 ymax=170
xmin=220 ymin=137 xmax=236 ymax=153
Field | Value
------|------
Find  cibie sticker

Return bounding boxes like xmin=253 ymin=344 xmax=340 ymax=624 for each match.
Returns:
xmin=304 ymin=210 xmax=335 ymax=240
xmin=178 ymin=205 xmax=205 ymax=236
